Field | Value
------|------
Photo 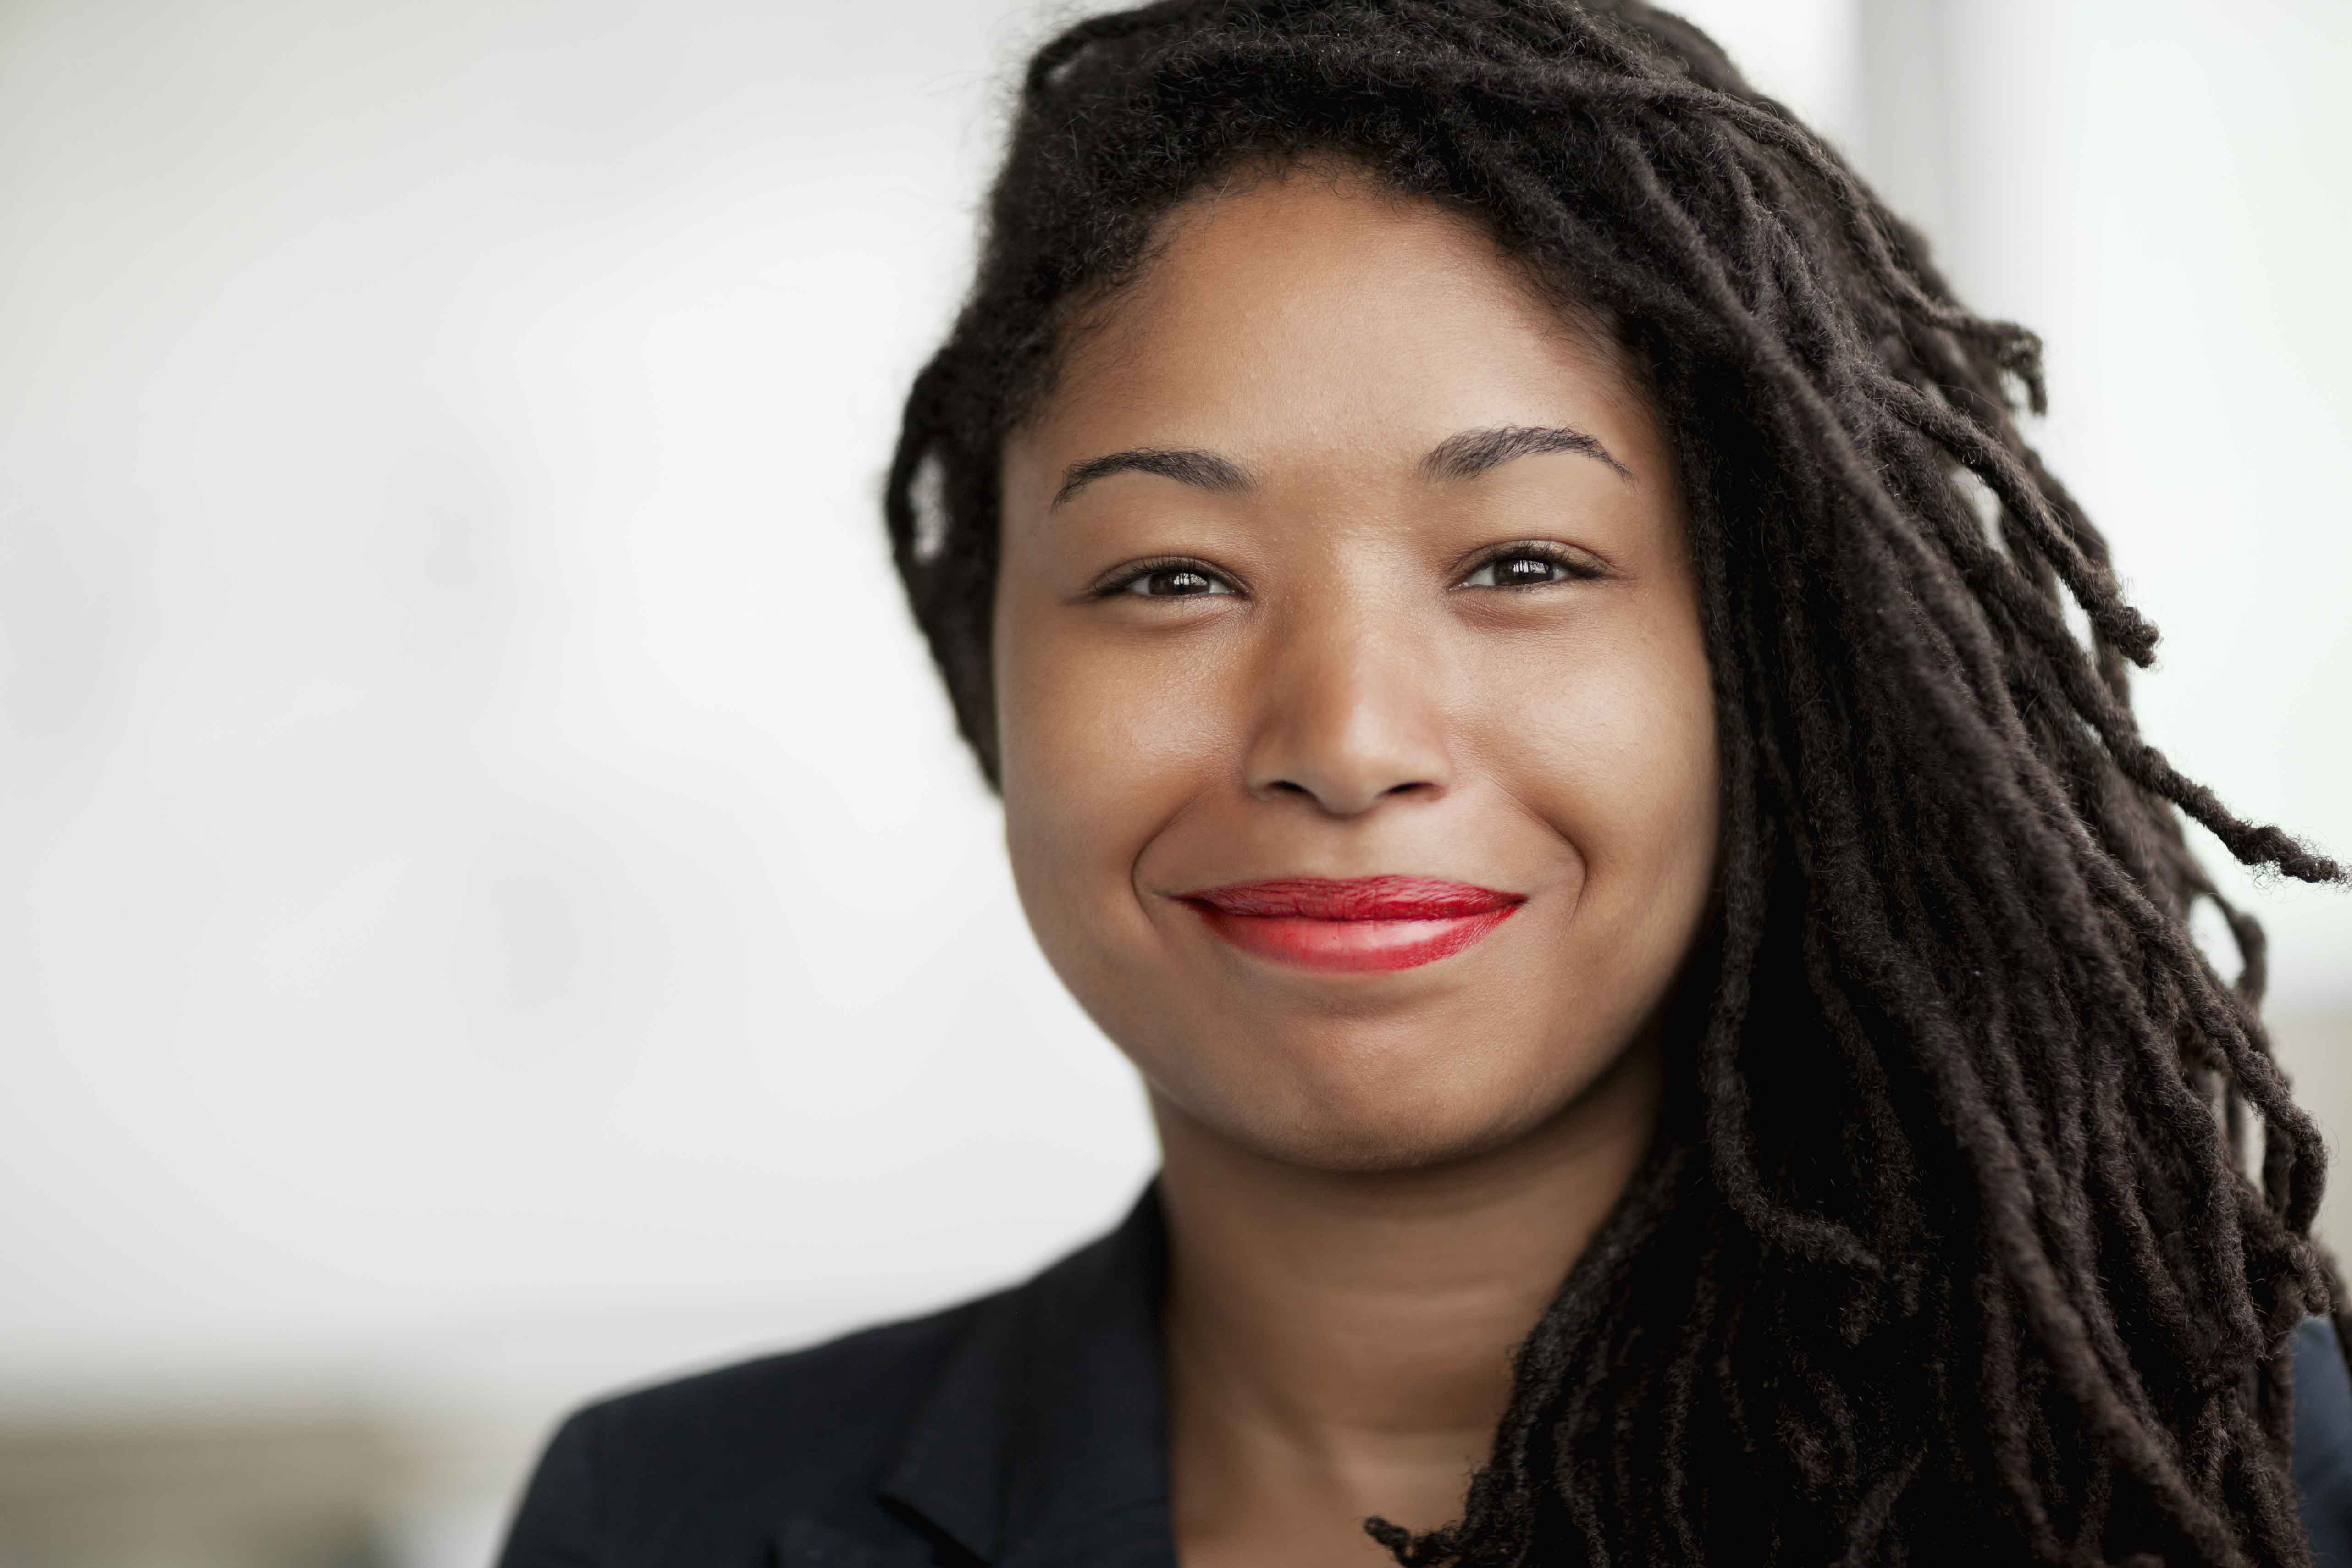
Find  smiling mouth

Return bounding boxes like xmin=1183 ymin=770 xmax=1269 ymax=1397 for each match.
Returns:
xmin=1175 ymin=875 xmax=1524 ymax=974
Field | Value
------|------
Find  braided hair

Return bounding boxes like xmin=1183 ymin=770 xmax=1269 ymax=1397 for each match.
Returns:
xmin=879 ymin=2 xmax=2349 ymax=1562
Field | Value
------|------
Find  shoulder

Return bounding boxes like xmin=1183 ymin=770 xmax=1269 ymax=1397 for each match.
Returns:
xmin=492 ymin=1190 xmax=1167 ymax=1568
xmin=2295 ymin=1316 xmax=2352 ymax=1567
xmin=493 ymin=1292 xmax=1000 ymax=1568
xmin=579 ymin=1296 xmax=988 ymax=1484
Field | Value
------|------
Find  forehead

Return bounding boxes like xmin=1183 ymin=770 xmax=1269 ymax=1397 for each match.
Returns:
xmin=1004 ymin=165 xmax=1655 ymax=498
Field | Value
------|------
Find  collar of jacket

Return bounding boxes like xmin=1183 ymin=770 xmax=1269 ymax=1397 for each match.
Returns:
xmin=820 ymin=1181 xmax=1178 ymax=1568
xmin=761 ymin=1182 xmax=2352 ymax=1568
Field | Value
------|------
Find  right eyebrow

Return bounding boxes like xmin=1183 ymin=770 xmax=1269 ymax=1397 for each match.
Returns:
xmin=1050 ymin=447 xmax=1253 ymax=509
xmin=1420 ymin=424 xmax=1632 ymax=483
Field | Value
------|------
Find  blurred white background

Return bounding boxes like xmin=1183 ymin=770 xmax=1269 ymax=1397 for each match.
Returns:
xmin=2 ymin=1 xmax=2345 ymax=1563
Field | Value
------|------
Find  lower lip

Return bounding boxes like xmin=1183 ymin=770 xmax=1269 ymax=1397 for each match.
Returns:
xmin=1190 ymin=906 xmax=1518 ymax=973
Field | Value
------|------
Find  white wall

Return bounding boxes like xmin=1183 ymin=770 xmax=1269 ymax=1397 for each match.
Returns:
xmin=0 ymin=0 xmax=1161 ymax=1421
xmin=0 ymin=1 xmax=2342 ymax=1559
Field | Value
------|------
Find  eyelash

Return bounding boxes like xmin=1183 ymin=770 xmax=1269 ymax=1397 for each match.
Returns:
xmin=1088 ymin=542 xmax=1604 ymax=600
xmin=1093 ymin=556 xmax=1239 ymax=600
xmin=1452 ymin=541 xmax=1607 ymax=591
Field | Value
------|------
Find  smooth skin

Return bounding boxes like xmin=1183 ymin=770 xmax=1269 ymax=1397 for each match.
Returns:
xmin=995 ymin=162 xmax=1722 ymax=1568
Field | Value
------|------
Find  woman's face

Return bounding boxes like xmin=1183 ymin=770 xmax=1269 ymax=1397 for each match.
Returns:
xmin=994 ymin=167 xmax=1720 ymax=1171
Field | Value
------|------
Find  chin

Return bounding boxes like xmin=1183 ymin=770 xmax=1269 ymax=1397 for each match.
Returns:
xmin=1172 ymin=1040 xmax=1586 ymax=1174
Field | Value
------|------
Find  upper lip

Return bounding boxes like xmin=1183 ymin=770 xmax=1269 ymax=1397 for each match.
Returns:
xmin=1176 ymin=875 xmax=1523 ymax=921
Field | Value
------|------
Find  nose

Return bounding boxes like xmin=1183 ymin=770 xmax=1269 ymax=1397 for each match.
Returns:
xmin=1242 ymin=598 xmax=1452 ymax=817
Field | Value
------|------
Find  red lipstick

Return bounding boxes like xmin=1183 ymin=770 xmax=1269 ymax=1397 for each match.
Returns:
xmin=1177 ymin=875 xmax=1523 ymax=974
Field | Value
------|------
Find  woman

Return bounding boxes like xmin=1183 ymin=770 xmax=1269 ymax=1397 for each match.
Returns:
xmin=496 ymin=2 xmax=2352 ymax=1563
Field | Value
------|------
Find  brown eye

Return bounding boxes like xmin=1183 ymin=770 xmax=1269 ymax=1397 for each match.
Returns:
xmin=1502 ymin=557 xmax=1565 ymax=587
xmin=1118 ymin=564 xmax=1235 ymax=598
xmin=1461 ymin=550 xmax=1581 ymax=589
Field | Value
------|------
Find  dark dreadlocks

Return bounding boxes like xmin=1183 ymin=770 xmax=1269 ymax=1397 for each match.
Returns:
xmin=879 ymin=2 xmax=2350 ymax=1562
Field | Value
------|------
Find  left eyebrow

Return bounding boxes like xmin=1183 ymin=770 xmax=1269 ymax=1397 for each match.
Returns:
xmin=1419 ymin=424 xmax=1633 ymax=484
xmin=1051 ymin=447 xmax=1252 ymax=509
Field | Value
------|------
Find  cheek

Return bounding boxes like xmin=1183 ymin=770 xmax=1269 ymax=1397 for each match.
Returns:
xmin=1482 ymin=611 xmax=1720 ymax=915
xmin=994 ymin=598 xmax=1231 ymax=928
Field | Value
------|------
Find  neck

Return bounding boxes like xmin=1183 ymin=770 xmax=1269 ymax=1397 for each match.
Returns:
xmin=1154 ymin=1038 xmax=1662 ymax=1563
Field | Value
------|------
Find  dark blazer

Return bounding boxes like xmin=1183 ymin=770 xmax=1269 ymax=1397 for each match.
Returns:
xmin=495 ymin=1184 xmax=2352 ymax=1568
